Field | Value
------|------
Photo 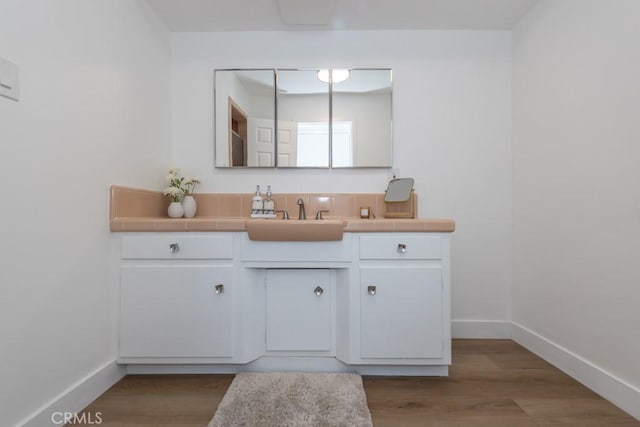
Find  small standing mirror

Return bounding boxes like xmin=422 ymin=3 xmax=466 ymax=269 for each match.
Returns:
xmin=385 ymin=178 xmax=414 ymax=202
xmin=384 ymin=178 xmax=416 ymax=218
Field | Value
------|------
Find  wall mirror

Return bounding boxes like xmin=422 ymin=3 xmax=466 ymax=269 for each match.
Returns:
xmin=277 ymin=69 xmax=330 ymax=168
xmin=214 ymin=69 xmax=276 ymax=167
xmin=214 ymin=68 xmax=392 ymax=168
xmin=332 ymin=69 xmax=392 ymax=167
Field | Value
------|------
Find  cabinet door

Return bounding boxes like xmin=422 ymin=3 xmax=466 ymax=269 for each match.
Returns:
xmin=360 ymin=266 xmax=443 ymax=359
xmin=120 ymin=265 xmax=233 ymax=358
xmin=266 ymin=269 xmax=332 ymax=351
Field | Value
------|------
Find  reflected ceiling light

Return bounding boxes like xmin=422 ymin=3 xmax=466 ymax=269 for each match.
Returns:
xmin=317 ymin=69 xmax=350 ymax=84
xmin=317 ymin=69 xmax=330 ymax=83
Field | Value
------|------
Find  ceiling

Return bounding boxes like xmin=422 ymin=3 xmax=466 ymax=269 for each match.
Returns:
xmin=145 ymin=0 xmax=539 ymax=32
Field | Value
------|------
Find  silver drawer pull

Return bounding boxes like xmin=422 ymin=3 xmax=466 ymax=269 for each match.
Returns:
xmin=215 ymin=284 xmax=224 ymax=294
xmin=169 ymin=243 xmax=180 ymax=253
xmin=314 ymin=286 xmax=324 ymax=296
xmin=368 ymin=285 xmax=377 ymax=295
xmin=397 ymin=243 xmax=407 ymax=253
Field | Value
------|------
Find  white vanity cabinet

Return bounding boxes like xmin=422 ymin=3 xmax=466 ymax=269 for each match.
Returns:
xmin=265 ymin=269 xmax=333 ymax=353
xmin=358 ymin=235 xmax=450 ymax=364
xmin=118 ymin=234 xmax=236 ymax=361
xmin=115 ymin=231 xmax=451 ymax=375
xmin=120 ymin=265 xmax=234 ymax=358
xmin=360 ymin=266 xmax=443 ymax=359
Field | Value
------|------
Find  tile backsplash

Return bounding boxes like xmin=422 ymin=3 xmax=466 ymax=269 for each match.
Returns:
xmin=110 ymin=185 xmax=416 ymax=219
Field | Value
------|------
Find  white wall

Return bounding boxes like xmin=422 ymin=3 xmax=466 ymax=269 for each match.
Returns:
xmin=513 ymin=0 xmax=640 ymax=415
xmin=172 ymin=31 xmax=513 ymax=328
xmin=0 ymin=1 xmax=171 ymax=425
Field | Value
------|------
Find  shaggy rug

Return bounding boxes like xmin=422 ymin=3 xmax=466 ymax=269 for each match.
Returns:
xmin=208 ymin=372 xmax=373 ymax=427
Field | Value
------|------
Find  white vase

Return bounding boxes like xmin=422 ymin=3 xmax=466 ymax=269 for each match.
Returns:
xmin=168 ymin=201 xmax=184 ymax=218
xmin=182 ymin=195 xmax=197 ymax=218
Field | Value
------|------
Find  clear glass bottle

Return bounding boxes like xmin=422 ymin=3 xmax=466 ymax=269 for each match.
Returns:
xmin=252 ymin=185 xmax=263 ymax=211
xmin=264 ymin=185 xmax=275 ymax=211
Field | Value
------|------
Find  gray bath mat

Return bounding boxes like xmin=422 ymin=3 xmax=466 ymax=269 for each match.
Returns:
xmin=209 ymin=372 xmax=373 ymax=427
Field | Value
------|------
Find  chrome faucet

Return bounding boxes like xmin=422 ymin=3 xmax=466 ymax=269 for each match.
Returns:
xmin=296 ymin=198 xmax=306 ymax=220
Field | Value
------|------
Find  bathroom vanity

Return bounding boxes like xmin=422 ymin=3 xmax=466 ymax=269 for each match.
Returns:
xmin=111 ymin=187 xmax=454 ymax=376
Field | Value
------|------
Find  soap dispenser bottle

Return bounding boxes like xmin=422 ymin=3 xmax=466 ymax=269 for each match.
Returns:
xmin=252 ymin=185 xmax=263 ymax=212
xmin=264 ymin=185 xmax=275 ymax=211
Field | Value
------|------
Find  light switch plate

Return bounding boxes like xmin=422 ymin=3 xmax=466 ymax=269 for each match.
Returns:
xmin=0 ymin=56 xmax=19 ymax=101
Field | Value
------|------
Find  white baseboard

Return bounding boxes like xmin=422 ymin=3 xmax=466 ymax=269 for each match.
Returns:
xmin=452 ymin=320 xmax=512 ymax=339
xmin=20 ymin=360 xmax=125 ymax=427
xmin=511 ymin=322 xmax=640 ymax=421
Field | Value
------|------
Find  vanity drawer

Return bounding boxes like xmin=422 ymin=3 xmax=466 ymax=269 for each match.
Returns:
xmin=359 ymin=235 xmax=442 ymax=260
xmin=121 ymin=234 xmax=234 ymax=260
xmin=241 ymin=234 xmax=352 ymax=263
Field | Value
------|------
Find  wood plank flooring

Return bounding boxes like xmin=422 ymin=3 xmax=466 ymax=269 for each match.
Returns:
xmin=75 ymin=340 xmax=639 ymax=426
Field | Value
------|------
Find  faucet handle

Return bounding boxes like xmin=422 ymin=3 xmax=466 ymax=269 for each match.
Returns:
xmin=276 ymin=209 xmax=290 ymax=220
xmin=315 ymin=210 xmax=329 ymax=220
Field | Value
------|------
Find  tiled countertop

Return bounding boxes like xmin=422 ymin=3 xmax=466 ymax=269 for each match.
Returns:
xmin=109 ymin=185 xmax=455 ymax=233
xmin=110 ymin=217 xmax=455 ymax=233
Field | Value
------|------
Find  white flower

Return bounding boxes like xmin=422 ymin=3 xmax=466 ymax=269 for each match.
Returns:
xmin=163 ymin=186 xmax=181 ymax=196
xmin=162 ymin=167 xmax=198 ymax=200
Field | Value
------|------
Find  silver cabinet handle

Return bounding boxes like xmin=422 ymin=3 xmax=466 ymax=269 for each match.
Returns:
xmin=397 ymin=243 xmax=407 ymax=253
xmin=214 ymin=284 xmax=224 ymax=294
xmin=368 ymin=285 xmax=377 ymax=295
xmin=314 ymin=286 xmax=324 ymax=296
xmin=169 ymin=243 xmax=179 ymax=253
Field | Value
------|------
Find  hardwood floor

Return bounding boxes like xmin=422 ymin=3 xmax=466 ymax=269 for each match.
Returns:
xmin=365 ymin=340 xmax=638 ymax=426
xmin=76 ymin=340 xmax=638 ymax=426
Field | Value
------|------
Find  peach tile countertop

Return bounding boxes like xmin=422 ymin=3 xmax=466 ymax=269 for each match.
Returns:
xmin=110 ymin=185 xmax=455 ymax=233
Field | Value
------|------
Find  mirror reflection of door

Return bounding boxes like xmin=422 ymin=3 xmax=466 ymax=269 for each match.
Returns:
xmin=276 ymin=120 xmax=297 ymax=167
xmin=247 ymin=117 xmax=275 ymax=167
xmin=214 ymin=69 xmax=276 ymax=167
